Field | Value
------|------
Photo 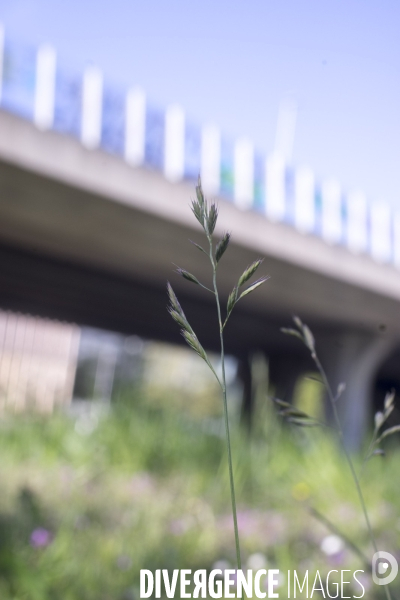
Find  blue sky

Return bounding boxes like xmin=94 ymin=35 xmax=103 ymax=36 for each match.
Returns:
xmin=2 ymin=0 xmax=400 ymax=208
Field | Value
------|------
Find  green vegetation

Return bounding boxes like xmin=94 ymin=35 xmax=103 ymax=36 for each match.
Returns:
xmin=280 ymin=316 xmax=397 ymax=600
xmin=0 ymin=391 xmax=398 ymax=599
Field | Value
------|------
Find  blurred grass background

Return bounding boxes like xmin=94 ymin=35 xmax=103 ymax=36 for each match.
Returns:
xmin=0 ymin=365 xmax=399 ymax=600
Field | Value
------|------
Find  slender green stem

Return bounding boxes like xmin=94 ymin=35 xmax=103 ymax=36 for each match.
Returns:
xmin=360 ymin=427 xmax=379 ymax=479
xmin=314 ymin=354 xmax=392 ymax=600
xmin=205 ymin=359 xmax=222 ymax=387
xmin=198 ymin=282 xmax=215 ymax=294
xmin=310 ymin=507 xmax=371 ymax=569
xmin=207 ymin=233 xmax=242 ymax=571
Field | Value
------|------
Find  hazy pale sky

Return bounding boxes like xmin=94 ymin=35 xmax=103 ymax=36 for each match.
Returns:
xmin=2 ymin=0 xmax=400 ymax=207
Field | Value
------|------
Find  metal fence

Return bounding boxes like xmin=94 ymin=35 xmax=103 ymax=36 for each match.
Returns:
xmin=0 ymin=310 xmax=80 ymax=412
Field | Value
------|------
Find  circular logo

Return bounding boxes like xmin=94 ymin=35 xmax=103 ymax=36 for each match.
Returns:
xmin=372 ymin=551 xmax=398 ymax=586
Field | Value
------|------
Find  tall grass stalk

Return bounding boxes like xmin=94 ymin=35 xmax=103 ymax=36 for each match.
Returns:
xmin=167 ymin=177 xmax=269 ymax=570
xmin=281 ymin=317 xmax=394 ymax=600
xmin=207 ymin=225 xmax=242 ymax=570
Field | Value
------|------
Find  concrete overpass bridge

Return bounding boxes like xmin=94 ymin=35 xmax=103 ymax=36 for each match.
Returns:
xmin=0 ymin=27 xmax=400 ymax=446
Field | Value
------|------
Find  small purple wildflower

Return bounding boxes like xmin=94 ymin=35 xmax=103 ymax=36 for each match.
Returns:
xmin=30 ymin=527 xmax=51 ymax=548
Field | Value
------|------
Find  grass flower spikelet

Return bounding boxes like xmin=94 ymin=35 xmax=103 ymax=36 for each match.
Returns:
xmin=215 ymin=232 xmax=231 ymax=263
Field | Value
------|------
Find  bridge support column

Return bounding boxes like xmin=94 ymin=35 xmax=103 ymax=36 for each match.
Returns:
xmin=318 ymin=332 xmax=394 ymax=451
xmin=268 ymin=353 xmax=311 ymax=403
xmin=238 ymin=351 xmax=310 ymax=431
xmin=237 ymin=353 xmax=254 ymax=431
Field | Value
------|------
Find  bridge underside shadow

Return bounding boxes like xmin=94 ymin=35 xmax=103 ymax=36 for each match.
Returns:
xmin=1 ymin=240 xmax=399 ymax=450
xmin=0 ymin=239 xmax=307 ymax=357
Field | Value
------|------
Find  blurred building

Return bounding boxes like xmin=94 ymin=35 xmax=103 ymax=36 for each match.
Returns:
xmin=0 ymin=310 xmax=80 ymax=411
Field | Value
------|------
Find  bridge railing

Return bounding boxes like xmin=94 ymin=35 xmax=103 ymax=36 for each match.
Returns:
xmin=0 ymin=26 xmax=399 ymax=268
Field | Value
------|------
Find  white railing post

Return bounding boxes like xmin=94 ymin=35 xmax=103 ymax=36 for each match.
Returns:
xmin=394 ymin=213 xmax=400 ymax=269
xmin=164 ymin=104 xmax=185 ymax=181
xmin=346 ymin=191 xmax=368 ymax=253
xmin=370 ymin=203 xmax=391 ymax=263
xmin=200 ymin=124 xmax=220 ymax=195
xmin=233 ymin=138 xmax=254 ymax=210
xmin=0 ymin=23 xmax=4 ymax=104
xmin=81 ymin=65 xmax=103 ymax=149
xmin=125 ymin=87 xmax=146 ymax=166
xmin=34 ymin=44 xmax=56 ymax=130
xmin=294 ymin=165 xmax=315 ymax=233
xmin=265 ymin=152 xmax=285 ymax=221
xmin=321 ymin=179 xmax=342 ymax=244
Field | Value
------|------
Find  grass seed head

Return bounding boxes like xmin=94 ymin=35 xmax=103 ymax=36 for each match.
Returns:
xmin=168 ymin=307 xmax=194 ymax=335
xmin=182 ymin=330 xmax=208 ymax=362
xmin=281 ymin=327 xmax=304 ymax=341
xmin=384 ymin=390 xmax=395 ymax=411
xmin=189 ymin=240 xmax=207 ymax=255
xmin=191 ymin=199 xmax=205 ymax=228
xmin=176 ymin=267 xmax=200 ymax=285
xmin=238 ymin=259 xmax=264 ymax=287
xmin=195 ymin=175 xmax=205 ymax=207
xmin=215 ymin=232 xmax=231 ymax=263
xmin=293 ymin=315 xmax=303 ymax=330
xmin=207 ymin=203 xmax=218 ymax=235
xmin=302 ymin=324 xmax=315 ymax=353
xmin=167 ymin=282 xmax=183 ymax=315
xmin=238 ymin=276 xmax=270 ymax=299
xmin=375 ymin=411 xmax=384 ymax=430
xmin=227 ymin=286 xmax=238 ymax=316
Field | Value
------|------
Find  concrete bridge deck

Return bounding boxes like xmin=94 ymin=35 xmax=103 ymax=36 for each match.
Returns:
xmin=0 ymin=110 xmax=400 ymax=447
